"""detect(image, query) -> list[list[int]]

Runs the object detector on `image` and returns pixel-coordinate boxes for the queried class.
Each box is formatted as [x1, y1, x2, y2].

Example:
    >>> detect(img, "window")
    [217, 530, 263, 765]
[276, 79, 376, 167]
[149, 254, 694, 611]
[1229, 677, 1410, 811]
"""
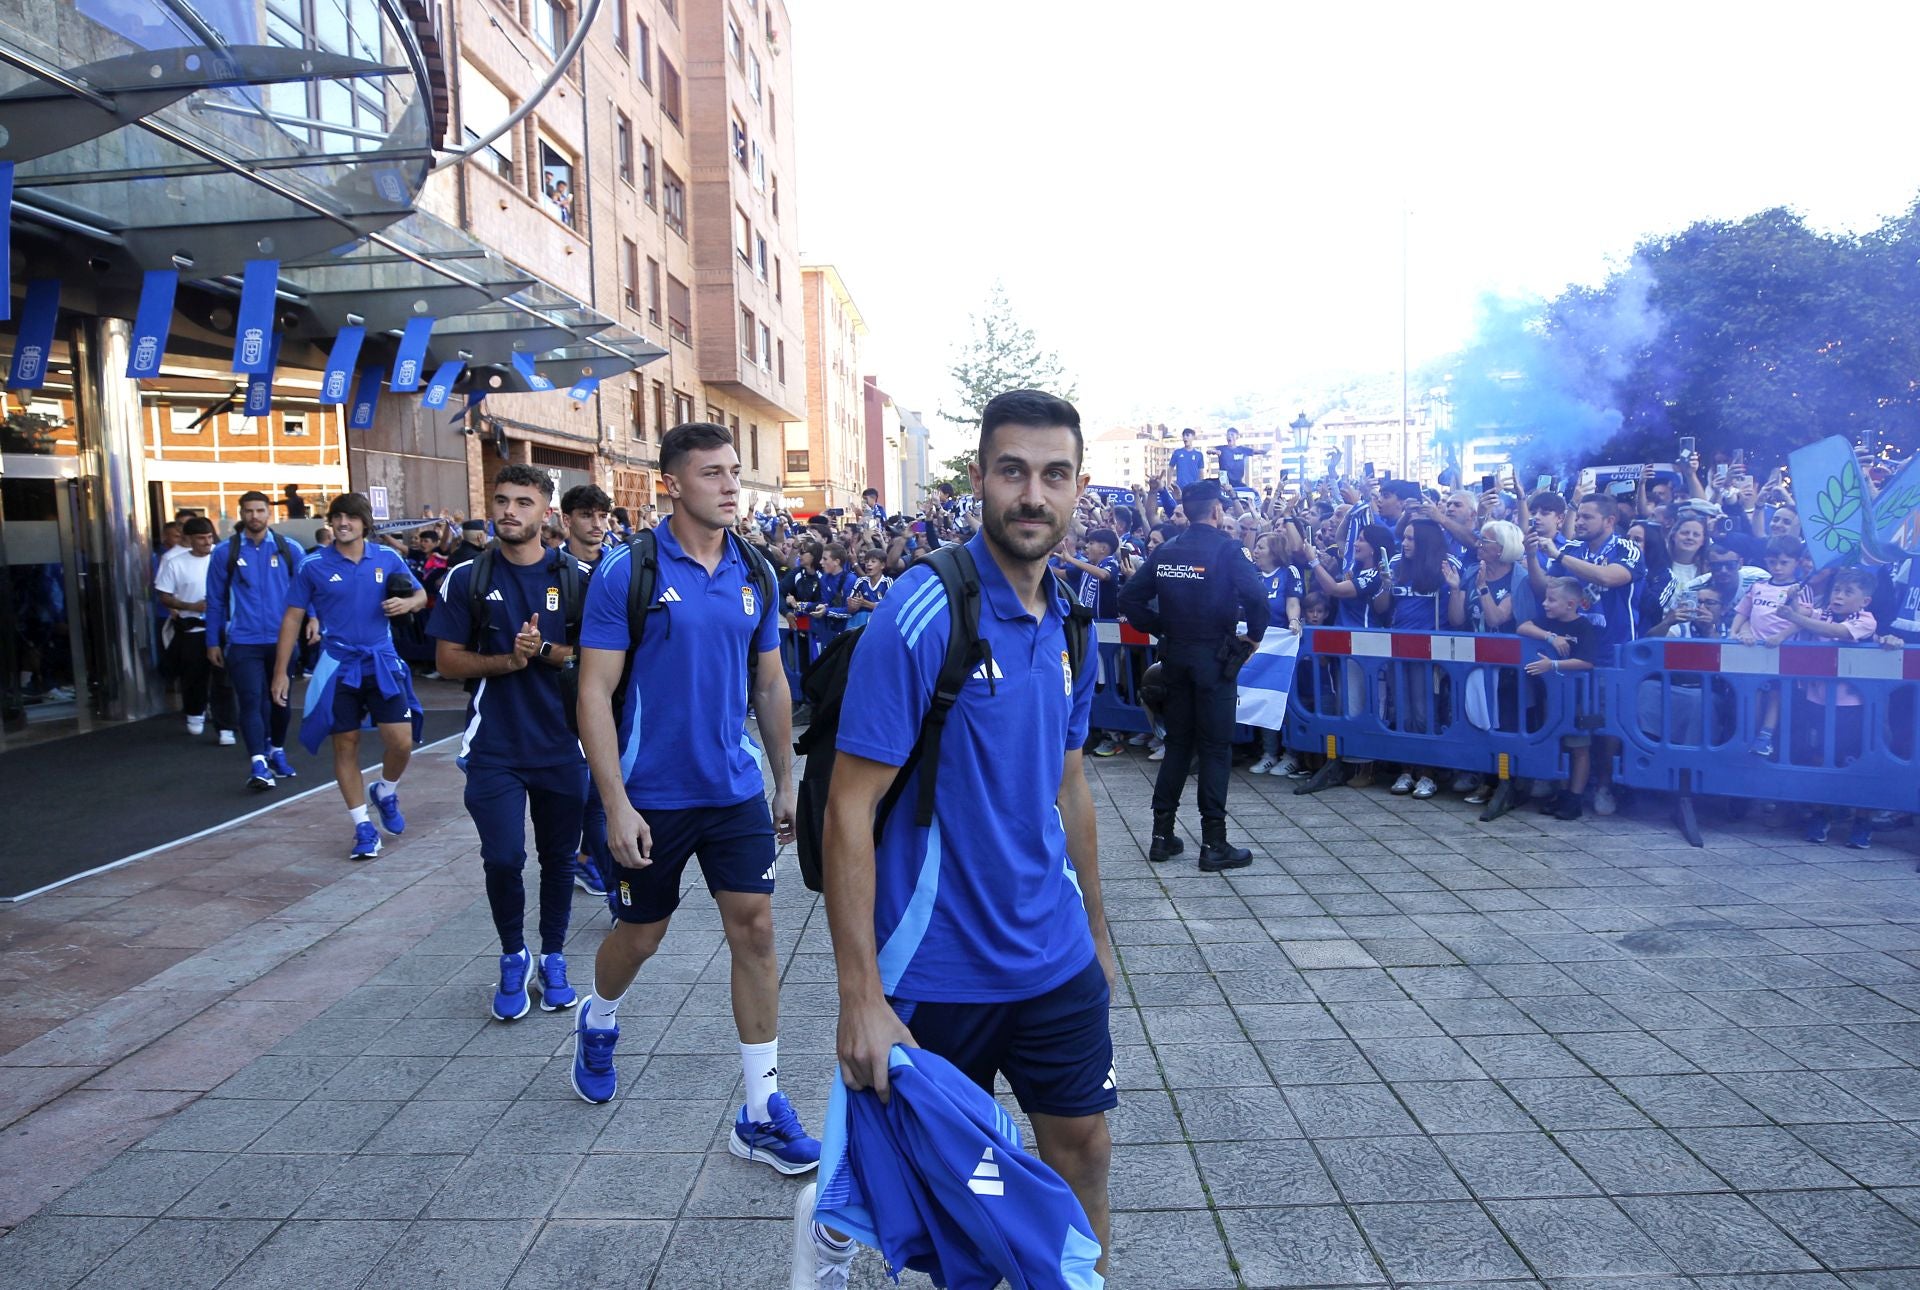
[674, 391, 694, 425]
[666, 275, 692, 345]
[758, 322, 771, 368]
[264, 0, 387, 151]
[725, 11, 743, 66]
[612, 0, 627, 53]
[750, 423, 760, 471]
[458, 58, 515, 181]
[533, 0, 568, 55]
[537, 137, 578, 229]
[646, 257, 662, 326]
[767, 88, 776, 137]
[754, 234, 768, 281]
[730, 115, 748, 168]
[621, 238, 639, 311]
[770, 173, 779, 220]
[773, 256, 782, 301]
[786, 449, 808, 474]
[630, 382, 646, 438]
[662, 166, 686, 236]
[709, 404, 727, 428]
[740, 306, 755, 361]
[635, 19, 651, 86]
[282, 413, 307, 437]
[750, 141, 765, 192]
[660, 0, 676, 23]
[638, 136, 655, 205]
[747, 51, 761, 102]
[654, 381, 667, 436]
[776, 338, 786, 384]
[658, 54, 681, 127]
[615, 111, 633, 183]
[168, 405, 203, 435]
[734, 207, 751, 262]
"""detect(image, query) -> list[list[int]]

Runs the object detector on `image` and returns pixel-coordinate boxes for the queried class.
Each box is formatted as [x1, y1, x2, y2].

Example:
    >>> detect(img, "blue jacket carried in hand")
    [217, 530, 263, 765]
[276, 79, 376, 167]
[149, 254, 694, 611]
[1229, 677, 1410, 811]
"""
[814, 1045, 1103, 1290]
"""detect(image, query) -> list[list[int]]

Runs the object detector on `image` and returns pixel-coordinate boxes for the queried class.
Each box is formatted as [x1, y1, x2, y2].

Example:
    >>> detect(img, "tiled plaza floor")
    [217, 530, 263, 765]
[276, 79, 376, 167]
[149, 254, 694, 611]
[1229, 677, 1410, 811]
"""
[4, 743, 1920, 1289]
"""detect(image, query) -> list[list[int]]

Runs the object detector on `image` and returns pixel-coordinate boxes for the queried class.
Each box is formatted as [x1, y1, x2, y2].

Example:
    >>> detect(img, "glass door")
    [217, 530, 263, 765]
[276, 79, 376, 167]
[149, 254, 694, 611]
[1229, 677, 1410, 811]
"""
[0, 457, 91, 746]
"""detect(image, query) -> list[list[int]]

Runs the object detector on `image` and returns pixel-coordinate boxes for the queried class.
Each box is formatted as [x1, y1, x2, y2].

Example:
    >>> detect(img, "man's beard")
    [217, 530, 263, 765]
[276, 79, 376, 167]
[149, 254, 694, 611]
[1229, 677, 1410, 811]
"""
[497, 522, 538, 546]
[983, 501, 1065, 562]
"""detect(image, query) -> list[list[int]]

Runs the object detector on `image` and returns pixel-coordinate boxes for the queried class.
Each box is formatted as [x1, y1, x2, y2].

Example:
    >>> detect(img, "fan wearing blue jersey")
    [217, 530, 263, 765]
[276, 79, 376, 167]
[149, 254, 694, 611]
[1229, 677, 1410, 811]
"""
[427, 466, 590, 1024]
[271, 493, 427, 861]
[571, 422, 818, 1175]
[813, 390, 1116, 1285]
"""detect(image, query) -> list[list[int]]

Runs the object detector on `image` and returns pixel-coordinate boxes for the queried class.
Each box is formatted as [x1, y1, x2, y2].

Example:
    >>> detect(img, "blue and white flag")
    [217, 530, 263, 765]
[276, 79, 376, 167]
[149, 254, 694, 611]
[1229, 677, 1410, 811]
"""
[1234, 627, 1300, 729]
[389, 315, 434, 392]
[127, 269, 177, 378]
[319, 324, 365, 405]
[510, 350, 554, 391]
[421, 358, 465, 409]
[347, 366, 382, 430]
[567, 375, 600, 402]
[242, 332, 280, 417]
[232, 258, 279, 375]
[7, 279, 60, 390]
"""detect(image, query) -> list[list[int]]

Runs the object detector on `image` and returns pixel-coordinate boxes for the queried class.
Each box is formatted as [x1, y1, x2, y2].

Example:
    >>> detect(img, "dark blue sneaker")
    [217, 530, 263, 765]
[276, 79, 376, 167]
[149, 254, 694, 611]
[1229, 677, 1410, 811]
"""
[729, 1091, 820, 1175]
[536, 953, 577, 1011]
[267, 747, 296, 779]
[492, 949, 532, 1021]
[247, 756, 275, 793]
[368, 783, 405, 835]
[1805, 815, 1830, 844]
[349, 821, 381, 861]
[1847, 820, 1873, 850]
[573, 858, 606, 898]
[571, 1013, 618, 1104]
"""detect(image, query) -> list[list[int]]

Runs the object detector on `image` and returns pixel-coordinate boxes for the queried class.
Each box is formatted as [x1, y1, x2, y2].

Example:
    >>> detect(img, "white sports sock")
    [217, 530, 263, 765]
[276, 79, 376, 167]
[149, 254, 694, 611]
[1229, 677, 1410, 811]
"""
[811, 1222, 853, 1257]
[583, 985, 624, 1030]
[368, 777, 394, 799]
[742, 1038, 779, 1121]
[350, 805, 371, 826]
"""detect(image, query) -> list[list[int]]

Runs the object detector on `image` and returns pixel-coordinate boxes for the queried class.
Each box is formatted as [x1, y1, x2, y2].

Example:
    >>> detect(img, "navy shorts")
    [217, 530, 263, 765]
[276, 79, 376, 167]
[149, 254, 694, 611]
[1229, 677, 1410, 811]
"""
[891, 955, 1116, 1119]
[330, 677, 411, 732]
[603, 795, 776, 924]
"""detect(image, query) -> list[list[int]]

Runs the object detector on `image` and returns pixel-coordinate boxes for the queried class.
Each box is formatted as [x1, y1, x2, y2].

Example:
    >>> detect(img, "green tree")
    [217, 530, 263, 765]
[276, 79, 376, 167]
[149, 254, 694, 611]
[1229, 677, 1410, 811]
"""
[937, 283, 1076, 492]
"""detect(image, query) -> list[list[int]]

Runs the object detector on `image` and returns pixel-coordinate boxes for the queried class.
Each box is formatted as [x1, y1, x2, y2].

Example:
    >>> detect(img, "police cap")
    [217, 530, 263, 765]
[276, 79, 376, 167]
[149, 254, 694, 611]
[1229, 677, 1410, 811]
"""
[1181, 480, 1223, 518]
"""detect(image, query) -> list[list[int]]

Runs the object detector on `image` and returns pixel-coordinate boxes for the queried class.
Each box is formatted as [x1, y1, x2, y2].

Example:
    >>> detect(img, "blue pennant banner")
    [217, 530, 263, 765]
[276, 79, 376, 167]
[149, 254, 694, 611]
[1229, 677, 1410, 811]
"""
[232, 258, 280, 374]
[242, 333, 281, 418]
[7, 279, 60, 390]
[510, 350, 555, 391]
[389, 316, 435, 392]
[127, 269, 178, 378]
[421, 359, 466, 409]
[0, 161, 13, 322]
[567, 375, 601, 402]
[452, 391, 484, 425]
[347, 367, 382, 430]
[319, 325, 365, 404]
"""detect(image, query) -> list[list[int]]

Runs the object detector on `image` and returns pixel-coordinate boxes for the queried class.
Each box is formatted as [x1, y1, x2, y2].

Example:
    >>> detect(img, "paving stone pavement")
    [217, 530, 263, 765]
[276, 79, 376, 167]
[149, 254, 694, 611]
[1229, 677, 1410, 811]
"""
[4, 744, 1920, 1289]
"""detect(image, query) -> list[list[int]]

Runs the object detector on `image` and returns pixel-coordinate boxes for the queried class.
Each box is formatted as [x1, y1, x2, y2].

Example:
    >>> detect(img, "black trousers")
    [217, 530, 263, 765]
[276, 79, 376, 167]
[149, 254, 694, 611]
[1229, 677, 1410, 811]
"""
[1151, 639, 1237, 822]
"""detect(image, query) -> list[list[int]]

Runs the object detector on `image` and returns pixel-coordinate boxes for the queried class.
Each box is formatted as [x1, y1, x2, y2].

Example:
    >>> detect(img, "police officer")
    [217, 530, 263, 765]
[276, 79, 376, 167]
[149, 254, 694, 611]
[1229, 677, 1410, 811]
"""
[1117, 480, 1270, 872]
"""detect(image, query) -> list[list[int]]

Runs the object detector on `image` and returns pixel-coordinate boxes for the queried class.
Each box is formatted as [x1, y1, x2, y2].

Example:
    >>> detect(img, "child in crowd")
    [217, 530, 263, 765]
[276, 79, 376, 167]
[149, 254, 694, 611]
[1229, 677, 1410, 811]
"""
[1782, 568, 1880, 848]
[1248, 532, 1303, 774]
[1519, 577, 1599, 820]
[846, 549, 891, 631]
[810, 544, 855, 656]
[1739, 536, 1813, 757]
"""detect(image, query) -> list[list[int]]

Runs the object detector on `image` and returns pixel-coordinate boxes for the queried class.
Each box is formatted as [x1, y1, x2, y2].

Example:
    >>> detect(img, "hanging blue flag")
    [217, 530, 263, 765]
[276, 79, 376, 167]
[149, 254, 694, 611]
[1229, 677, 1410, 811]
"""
[242, 333, 281, 418]
[452, 390, 484, 425]
[567, 375, 601, 402]
[422, 359, 466, 409]
[232, 258, 280, 375]
[347, 367, 382, 430]
[0, 161, 13, 322]
[510, 350, 555, 391]
[7, 279, 60, 390]
[319, 325, 365, 405]
[389, 316, 435, 392]
[127, 269, 178, 378]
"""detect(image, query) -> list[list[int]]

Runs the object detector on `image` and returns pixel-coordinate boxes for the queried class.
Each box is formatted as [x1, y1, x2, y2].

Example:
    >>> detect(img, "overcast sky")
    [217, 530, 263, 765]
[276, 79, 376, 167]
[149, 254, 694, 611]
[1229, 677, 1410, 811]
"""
[789, 1, 1920, 448]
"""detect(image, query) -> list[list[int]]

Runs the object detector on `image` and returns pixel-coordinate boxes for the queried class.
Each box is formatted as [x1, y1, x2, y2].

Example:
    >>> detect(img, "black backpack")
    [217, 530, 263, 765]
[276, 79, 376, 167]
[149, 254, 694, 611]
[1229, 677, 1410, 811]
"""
[609, 527, 778, 721]
[791, 542, 1092, 893]
[465, 542, 589, 726]
[217, 530, 299, 643]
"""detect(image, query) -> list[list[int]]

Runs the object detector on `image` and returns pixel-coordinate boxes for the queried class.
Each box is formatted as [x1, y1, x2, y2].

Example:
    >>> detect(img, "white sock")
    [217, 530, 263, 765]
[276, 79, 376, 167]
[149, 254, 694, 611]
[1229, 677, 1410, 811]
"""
[350, 805, 370, 825]
[742, 1038, 779, 1121]
[583, 985, 624, 1030]
[811, 1222, 853, 1258]
[369, 777, 394, 799]
[252, 754, 269, 768]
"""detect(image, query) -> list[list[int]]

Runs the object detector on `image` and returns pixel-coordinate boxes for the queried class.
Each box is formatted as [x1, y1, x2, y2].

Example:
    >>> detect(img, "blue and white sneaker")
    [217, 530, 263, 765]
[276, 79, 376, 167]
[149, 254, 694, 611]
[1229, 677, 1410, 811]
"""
[730, 1091, 820, 1175]
[535, 953, 577, 1010]
[573, 858, 606, 897]
[368, 782, 405, 835]
[571, 1012, 618, 1104]
[267, 747, 297, 779]
[348, 821, 381, 861]
[492, 949, 532, 1022]
[247, 756, 275, 792]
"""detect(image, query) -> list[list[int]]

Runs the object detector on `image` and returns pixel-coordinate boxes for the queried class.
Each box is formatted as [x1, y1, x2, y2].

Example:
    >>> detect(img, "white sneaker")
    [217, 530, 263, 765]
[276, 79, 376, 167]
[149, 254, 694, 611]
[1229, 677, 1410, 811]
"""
[185, 715, 206, 735]
[1127, 731, 1151, 746]
[1593, 784, 1617, 816]
[1390, 772, 1415, 795]
[1249, 756, 1279, 775]
[791, 1181, 854, 1289]
[1274, 753, 1301, 777]
[1412, 776, 1438, 799]
[1093, 736, 1122, 757]
[218, 730, 236, 746]
[1147, 745, 1166, 762]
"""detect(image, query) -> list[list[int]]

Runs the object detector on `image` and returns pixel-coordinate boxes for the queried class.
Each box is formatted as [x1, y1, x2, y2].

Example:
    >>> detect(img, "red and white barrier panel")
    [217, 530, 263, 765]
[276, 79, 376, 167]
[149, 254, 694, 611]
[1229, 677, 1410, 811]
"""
[1653, 641, 1920, 680]
[1307, 630, 1523, 666]
[1095, 620, 1153, 646]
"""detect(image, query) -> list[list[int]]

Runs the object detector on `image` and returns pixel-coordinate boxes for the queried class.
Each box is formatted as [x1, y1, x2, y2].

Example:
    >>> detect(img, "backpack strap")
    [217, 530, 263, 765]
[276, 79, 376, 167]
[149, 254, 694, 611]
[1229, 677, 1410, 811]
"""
[907, 543, 986, 829]
[1056, 573, 1093, 685]
[466, 542, 498, 651]
[613, 530, 659, 712]
[728, 531, 778, 701]
[552, 547, 585, 645]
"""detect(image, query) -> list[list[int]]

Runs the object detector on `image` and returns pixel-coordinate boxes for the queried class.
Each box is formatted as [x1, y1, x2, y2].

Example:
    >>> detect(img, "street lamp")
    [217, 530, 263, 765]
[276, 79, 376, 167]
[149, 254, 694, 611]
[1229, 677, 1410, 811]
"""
[1289, 411, 1311, 481]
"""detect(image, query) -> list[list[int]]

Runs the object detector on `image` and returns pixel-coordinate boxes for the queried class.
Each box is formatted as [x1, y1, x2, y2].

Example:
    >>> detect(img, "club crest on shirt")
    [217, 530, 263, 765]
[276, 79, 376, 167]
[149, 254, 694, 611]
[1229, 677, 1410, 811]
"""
[269, 555, 279, 568]
[546, 586, 560, 613]
[741, 585, 756, 616]
[375, 567, 385, 583]
[1061, 649, 1072, 695]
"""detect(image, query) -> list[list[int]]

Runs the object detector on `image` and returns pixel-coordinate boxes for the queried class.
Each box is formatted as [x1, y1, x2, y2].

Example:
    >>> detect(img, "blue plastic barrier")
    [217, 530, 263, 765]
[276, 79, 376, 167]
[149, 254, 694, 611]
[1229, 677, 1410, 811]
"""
[1089, 620, 1155, 736]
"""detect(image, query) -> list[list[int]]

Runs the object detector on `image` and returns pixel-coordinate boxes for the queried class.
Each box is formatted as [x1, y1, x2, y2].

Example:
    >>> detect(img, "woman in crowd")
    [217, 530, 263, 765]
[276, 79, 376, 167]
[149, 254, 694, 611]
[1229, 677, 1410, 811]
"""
[1667, 514, 1708, 586]
[1630, 520, 1678, 639]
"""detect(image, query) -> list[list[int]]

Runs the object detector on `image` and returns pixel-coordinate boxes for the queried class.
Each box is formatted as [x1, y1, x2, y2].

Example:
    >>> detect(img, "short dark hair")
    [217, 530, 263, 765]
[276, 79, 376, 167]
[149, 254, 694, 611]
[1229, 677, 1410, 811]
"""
[1181, 427, 1195, 439]
[862, 487, 878, 499]
[1765, 535, 1805, 561]
[1181, 480, 1223, 519]
[937, 481, 956, 498]
[611, 506, 632, 526]
[182, 516, 215, 537]
[561, 483, 612, 514]
[493, 464, 553, 499]
[1086, 528, 1118, 552]
[661, 421, 735, 476]
[1577, 492, 1611, 511]
[238, 490, 271, 508]
[326, 492, 376, 530]
[977, 389, 1082, 464]
[1833, 567, 1877, 596]
[1379, 480, 1421, 503]
[823, 543, 849, 565]
[1529, 491, 1568, 515]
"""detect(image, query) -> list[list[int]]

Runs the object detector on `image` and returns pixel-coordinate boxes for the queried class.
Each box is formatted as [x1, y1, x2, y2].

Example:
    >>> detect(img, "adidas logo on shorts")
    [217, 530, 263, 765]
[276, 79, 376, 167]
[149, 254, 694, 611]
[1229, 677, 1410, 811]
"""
[759, 861, 777, 882]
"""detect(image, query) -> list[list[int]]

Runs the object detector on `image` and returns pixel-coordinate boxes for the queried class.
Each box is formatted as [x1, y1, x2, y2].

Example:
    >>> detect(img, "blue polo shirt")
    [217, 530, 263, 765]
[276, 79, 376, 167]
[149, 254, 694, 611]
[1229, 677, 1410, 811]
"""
[1216, 444, 1258, 488]
[1169, 446, 1206, 489]
[1549, 532, 1644, 646]
[836, 533, 1098, 1004]
[427, 548, 588, 769]
[289, 542, 411, 647]
[578, 524, 779, 810]
[205, 530, 306, 646]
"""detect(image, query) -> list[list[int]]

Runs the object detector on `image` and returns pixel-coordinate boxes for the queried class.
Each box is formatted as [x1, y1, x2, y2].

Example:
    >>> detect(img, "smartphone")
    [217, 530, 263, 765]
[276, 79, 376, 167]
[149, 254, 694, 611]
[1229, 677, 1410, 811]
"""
[1481, 473, 1496, 493]
[1713, 463, 1729, 485]
[1608, 481, 1636, 497]
[1535, 473, 1552, 491]
[1363, 461, 1375, 478]
[1678, 435, 1695, 458]
[1731, 448, 1746, 469]
[1382, 470, 1393, 481]
[1279, 468, 1290, 482]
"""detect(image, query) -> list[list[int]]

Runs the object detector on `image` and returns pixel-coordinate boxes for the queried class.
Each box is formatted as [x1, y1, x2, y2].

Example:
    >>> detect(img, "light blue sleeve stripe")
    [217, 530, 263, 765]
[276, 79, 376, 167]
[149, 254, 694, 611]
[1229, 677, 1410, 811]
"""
[618, 682, 643, 781]
[876, 818, 942, 996]
[900, 586, 951, 650]
[890, 575, 944, 638]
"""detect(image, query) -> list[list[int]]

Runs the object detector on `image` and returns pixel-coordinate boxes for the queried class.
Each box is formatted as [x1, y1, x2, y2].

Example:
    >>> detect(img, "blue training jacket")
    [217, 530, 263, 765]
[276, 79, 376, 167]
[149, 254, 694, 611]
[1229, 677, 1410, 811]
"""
[815, 1046, 1103, 1290]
